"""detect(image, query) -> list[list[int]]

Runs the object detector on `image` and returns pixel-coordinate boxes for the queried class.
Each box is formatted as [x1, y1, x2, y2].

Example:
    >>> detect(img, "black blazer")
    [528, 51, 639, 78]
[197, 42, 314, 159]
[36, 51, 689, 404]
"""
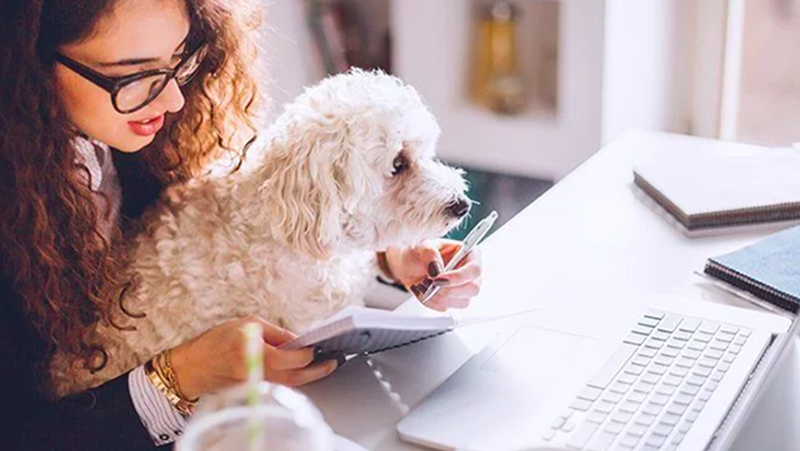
[0, 150, 167, 451]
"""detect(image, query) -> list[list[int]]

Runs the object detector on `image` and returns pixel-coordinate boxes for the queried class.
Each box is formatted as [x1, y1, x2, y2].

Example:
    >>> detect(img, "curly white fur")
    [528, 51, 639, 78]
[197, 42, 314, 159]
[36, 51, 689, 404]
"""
[51, 70, 470, 397]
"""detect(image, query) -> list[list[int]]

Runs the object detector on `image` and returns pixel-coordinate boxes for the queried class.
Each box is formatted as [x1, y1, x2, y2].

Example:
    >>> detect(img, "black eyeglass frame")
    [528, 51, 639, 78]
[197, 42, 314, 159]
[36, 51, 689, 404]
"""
[54, 43, 208, 114]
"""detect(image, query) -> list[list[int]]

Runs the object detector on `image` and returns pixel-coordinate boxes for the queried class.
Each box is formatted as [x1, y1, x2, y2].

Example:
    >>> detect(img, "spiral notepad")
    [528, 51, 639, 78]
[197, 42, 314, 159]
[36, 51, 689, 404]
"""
[634, 151, 800, 230]
[704, 224, 800, 314]
[280, 306, 456, 356]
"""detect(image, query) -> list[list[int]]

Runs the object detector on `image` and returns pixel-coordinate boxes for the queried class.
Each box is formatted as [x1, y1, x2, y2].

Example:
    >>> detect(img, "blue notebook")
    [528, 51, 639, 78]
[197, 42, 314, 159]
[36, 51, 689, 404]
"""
[705, 225, 800, 313]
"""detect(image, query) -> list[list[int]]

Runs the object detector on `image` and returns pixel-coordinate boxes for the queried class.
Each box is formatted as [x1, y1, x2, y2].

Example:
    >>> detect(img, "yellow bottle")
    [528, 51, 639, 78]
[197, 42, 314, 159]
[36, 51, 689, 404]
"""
[471, 2, 526, 114]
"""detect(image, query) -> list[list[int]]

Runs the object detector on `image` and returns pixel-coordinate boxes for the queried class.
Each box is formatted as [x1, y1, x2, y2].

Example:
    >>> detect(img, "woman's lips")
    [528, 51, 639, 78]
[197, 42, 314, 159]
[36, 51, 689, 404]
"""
[128, 114, 165, 136]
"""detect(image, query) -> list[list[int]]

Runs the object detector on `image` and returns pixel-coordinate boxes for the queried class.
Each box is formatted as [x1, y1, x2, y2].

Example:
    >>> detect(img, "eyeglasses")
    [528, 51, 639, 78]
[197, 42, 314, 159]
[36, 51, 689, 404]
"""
[54, 43, 208, 114]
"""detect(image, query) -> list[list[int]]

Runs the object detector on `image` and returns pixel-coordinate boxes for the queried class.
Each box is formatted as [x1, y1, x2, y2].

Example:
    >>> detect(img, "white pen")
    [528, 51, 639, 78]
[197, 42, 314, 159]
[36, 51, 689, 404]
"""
[420, 211, 498, 304]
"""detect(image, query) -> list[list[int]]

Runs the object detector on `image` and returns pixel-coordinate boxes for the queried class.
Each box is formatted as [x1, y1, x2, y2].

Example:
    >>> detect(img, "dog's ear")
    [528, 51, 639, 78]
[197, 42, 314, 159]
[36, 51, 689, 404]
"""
[257, 117, 370, 258]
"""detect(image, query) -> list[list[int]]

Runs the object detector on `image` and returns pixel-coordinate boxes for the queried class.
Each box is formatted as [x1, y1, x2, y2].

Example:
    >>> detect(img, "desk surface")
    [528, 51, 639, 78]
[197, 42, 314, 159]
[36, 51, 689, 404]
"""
[302, 130, 800, 451]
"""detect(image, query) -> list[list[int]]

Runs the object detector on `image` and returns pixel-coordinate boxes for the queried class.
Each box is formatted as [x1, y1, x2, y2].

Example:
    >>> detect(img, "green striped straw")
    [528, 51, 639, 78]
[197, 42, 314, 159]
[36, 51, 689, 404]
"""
[243, 322, 264, 450]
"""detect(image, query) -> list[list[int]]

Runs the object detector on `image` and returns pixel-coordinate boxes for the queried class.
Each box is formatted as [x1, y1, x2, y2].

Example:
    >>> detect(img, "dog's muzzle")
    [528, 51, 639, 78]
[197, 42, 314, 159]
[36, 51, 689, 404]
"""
[445, 197, 472, 218]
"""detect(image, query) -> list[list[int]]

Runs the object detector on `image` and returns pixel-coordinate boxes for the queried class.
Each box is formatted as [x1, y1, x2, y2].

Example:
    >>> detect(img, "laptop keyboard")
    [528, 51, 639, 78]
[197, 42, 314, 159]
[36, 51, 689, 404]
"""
[543, 310, 751, 451]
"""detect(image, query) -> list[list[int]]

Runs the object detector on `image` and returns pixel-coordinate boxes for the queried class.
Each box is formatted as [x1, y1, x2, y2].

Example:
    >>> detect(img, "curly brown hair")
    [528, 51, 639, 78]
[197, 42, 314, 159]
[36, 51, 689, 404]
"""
[0, 0, 262, 387]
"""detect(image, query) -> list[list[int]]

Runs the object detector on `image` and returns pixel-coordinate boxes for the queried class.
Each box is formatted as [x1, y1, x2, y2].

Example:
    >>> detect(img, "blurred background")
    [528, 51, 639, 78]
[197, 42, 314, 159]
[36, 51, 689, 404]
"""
[260, 0, 800, 239]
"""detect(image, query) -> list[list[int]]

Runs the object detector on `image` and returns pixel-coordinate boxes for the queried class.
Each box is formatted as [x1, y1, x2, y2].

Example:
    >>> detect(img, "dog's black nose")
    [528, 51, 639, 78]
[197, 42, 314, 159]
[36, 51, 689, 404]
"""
[445, 197, 471, 218]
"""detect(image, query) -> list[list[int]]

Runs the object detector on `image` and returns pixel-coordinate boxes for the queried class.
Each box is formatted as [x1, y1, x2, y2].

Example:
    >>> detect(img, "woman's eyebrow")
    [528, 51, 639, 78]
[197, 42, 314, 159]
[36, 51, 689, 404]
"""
[96, 35, 190, 68]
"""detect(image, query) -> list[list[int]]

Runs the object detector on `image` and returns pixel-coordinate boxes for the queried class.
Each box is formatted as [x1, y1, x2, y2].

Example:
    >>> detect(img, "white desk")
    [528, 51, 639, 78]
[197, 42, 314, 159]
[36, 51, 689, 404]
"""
[303, 130, 800, 451]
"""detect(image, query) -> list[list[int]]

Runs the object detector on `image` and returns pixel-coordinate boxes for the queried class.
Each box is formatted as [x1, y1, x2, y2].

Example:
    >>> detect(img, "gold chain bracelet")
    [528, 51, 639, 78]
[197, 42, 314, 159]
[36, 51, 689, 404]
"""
[145, 349, 198, 416]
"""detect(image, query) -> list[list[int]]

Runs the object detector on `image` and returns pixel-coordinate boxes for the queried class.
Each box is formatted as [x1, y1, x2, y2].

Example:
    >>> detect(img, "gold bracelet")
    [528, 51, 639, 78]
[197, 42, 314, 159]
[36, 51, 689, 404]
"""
[145, 351, 197, 416]
[158, 349, 196, 403]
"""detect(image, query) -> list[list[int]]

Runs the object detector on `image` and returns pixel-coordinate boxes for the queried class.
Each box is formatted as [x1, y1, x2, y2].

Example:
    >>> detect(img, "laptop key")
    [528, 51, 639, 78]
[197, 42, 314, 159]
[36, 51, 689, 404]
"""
[623, 333, 646, 346]
[638, 346, 658, 358]
[639, 316, 660, 328]
[585, 430, 617, 451]
[626, 423, 648, 438]
[674, 392, 694, 406]
[666, 402, 688, 415]
[588, 343, 638, 389]
[657, 314, 682, 332]
[609, 381, 630, 395]
[569, 397, 592, 411]
[678, 317, 701, 332]
[632, 324, 654, 336]
[661, 346, 680, 357]
[679, 383, 700, 396]
[699, 321, 720, 334]
[603, 420, 625, 434]
[595, 400, 617, 414]
[661, 412, 681, 426]
[642, 402, 663, 416]
[566, 421, 599, 449]
[717, 332, 735, 343]
[616, 372, 637, 385]
[602, 391, 623, 404]
[709, 339, 729, 351]
[687, 340, 706, 351]
[586, 410, 609, 424]
[578, 385, 604, 401]
[644, 310, 665, 320]
[626, 390, 647, 404]
[619, 433, 642, 448]
[720, 324, 738, 335]
[740, 328, 752, 337]
[652, 421, 674, 437]
[634, 412, 657, 426]
[695, 332, 714, 343]
[651, 330, 670, 341]
[619, 401, 639, 414]
[645, 432, 667, 447]
[611, 410, 633, 424]
[641, 372, 660, 384]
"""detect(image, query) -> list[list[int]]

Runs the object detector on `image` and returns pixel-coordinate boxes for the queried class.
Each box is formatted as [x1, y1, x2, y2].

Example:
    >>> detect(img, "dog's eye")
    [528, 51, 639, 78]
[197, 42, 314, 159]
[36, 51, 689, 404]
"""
[392, 155, 409, 176]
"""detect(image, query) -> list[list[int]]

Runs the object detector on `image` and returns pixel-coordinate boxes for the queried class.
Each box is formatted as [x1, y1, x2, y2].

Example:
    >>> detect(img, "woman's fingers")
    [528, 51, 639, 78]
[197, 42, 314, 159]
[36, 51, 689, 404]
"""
[432, 259, 482, 287]
[263, 346, 315, 371]
[242, 316, 297, 345]
[434, 280, 481, 301]
[267, 360, 339, 387]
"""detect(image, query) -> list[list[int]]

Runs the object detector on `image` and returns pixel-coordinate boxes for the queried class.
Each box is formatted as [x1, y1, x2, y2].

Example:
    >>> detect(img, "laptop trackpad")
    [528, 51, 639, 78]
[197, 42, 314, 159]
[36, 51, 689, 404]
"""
[398, 325, 608, 450]
[481, 326, 598, 384]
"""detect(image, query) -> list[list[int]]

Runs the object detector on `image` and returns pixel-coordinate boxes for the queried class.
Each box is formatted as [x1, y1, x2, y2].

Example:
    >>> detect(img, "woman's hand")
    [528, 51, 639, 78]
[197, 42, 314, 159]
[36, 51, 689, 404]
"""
[169, 317, 338, 400]
[384, 239, 483, 312]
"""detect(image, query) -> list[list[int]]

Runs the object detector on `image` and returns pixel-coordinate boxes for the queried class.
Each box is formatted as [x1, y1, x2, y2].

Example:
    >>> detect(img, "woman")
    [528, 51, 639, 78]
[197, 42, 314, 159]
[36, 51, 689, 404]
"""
[0, 0, 483, 449]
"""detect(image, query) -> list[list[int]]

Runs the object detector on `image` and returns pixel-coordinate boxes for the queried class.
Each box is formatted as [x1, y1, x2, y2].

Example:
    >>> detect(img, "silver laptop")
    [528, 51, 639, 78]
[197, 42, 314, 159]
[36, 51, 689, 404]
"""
[397, 295, 796, 451]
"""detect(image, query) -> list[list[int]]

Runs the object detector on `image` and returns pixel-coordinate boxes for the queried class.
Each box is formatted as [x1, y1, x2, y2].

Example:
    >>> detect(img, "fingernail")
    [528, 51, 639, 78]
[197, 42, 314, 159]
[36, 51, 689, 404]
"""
[421, 278, 433, 289]
[428, 261, 443, 278]
[335, 352, 347, 368]
[433, 278, 450, 286]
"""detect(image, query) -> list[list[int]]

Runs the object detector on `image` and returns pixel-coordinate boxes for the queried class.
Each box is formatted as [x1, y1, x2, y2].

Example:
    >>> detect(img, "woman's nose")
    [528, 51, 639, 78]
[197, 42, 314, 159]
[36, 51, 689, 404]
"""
[157, 78, 186, 114]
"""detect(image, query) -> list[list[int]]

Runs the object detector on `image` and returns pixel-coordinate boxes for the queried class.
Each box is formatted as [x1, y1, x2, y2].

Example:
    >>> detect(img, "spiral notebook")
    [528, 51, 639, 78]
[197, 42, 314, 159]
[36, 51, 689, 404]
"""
[634, 151, 800, 230]
[280, 306, 457, 356]
[704, 224, 800, 314]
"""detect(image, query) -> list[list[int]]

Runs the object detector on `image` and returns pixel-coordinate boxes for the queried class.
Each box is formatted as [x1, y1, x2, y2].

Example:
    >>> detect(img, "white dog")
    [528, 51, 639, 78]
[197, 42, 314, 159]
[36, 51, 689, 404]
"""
[51, 69, 471, 397]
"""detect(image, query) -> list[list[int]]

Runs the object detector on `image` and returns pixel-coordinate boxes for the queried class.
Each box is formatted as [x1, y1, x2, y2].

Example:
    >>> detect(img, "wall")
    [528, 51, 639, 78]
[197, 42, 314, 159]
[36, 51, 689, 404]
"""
[601, 0, 688, 145]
